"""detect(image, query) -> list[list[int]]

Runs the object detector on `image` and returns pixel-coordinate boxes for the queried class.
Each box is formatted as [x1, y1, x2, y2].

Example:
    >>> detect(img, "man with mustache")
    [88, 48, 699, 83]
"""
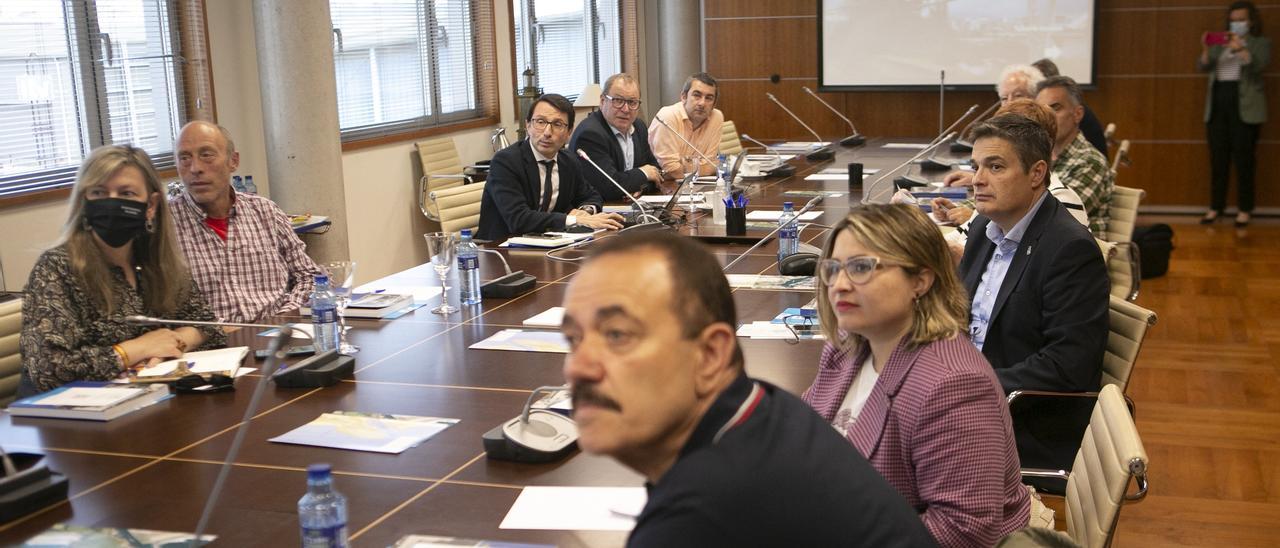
[569, 73, 663, 200]
[648, 72, 724, 180]
[477, 94, 624, 242]
[958, 113, 1109, 491]
[170, 121, 325, 322]
[560, 231, 936, 547]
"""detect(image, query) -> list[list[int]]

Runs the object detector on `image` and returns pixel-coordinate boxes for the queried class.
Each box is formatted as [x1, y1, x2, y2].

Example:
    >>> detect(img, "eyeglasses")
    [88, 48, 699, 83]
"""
[816, 256, 896, 285]
[529, 117, 570, 133]
[603, 94, 641, 111]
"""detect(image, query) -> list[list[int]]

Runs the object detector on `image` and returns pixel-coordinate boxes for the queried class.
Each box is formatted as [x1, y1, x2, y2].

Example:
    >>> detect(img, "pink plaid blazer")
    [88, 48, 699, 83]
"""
[802, 336, 1030, 548]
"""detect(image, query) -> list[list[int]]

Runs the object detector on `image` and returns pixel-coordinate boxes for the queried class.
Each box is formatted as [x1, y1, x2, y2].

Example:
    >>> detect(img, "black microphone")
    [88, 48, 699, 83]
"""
[575, 149, 662, 225]
[722, 195, 825, 272]
[802, 86, 865, 147]
[951, 99, 1001, 153]
[765, 92, 834, 161]
[915, 103, 978, 172]
[862, 132, 955, 204]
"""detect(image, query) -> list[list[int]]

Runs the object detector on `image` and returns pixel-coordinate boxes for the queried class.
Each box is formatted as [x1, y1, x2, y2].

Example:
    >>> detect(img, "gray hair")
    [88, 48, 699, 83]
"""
[996, 64, 1045, 98]
[1036, 75, 1084, 108]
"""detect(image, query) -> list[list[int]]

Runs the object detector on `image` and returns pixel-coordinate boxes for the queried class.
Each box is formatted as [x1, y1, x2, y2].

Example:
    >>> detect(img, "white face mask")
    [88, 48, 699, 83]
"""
[1230, 20, 1250, 36]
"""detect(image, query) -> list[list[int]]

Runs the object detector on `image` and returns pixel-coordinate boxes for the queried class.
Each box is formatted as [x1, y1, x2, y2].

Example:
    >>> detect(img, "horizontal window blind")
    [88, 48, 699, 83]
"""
[0, 0, 209, 199]
[330, 0, 496, 143]
[514, 0, 625, 100]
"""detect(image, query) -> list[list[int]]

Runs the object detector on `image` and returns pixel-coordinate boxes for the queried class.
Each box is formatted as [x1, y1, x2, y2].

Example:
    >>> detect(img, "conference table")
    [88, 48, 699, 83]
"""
[0, 138, 972, 546]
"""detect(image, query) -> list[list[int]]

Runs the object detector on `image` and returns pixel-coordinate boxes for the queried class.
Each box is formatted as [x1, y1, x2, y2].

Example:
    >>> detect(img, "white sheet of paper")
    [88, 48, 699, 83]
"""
[499, 486, 647, 531]
[745, 210, 823, 221]
[804, 173, 861, 181]
[134, 347, 249, 377]
[260, 324, 351, 340]
[523, 307, 565, 327]
[745, 154, 796, 162]
[882, 143, 930, 149]
[469, 329, 570, 353]
[353, 284, 444, 304]
[35, 386, 145, 407]
[817, 167, 879, 175]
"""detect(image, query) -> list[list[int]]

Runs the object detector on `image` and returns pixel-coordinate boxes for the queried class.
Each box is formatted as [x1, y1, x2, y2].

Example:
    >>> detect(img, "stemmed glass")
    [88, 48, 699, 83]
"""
[682, 155, 703, 213]
[423, 232, 458, 315]
[323, 261, 359, 354]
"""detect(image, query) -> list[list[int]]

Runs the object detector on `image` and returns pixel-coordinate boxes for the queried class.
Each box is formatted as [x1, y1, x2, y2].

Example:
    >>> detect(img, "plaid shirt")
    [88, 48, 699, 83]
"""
[1054, 132, 1113, 236]
[170, 191, 323, 322]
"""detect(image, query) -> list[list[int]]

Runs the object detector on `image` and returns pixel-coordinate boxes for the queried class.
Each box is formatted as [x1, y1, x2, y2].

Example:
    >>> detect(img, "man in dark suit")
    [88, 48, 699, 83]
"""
[569, 73, 663, 201]
[958, 113, 1110, 481]
[477, 94, 623, 242]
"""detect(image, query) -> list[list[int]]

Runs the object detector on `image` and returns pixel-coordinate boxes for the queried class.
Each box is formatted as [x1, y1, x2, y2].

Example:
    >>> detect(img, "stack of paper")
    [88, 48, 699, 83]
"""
[470, 329, 570, 353]
[500, 486, 647, 531]
[132, 347, 252, 378]
[8, 382, 172, 421]
[745, 210, 823, 222]
[725, 274, 816, 291]
[522, 307, 565, 327]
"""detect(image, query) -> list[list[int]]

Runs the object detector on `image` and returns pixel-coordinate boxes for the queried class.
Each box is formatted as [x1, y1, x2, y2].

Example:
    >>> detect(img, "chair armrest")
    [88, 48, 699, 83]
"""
[1123, 241, 1141, 301]
[419, 174, 473, 220]
[1006, 389, 1100, 406]
[1020, 468, 1070, 482]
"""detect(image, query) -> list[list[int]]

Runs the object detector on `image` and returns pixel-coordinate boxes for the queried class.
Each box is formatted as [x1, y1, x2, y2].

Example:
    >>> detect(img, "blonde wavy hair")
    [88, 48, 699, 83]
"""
[816, 204, 970, 353]
[57, 145, 191, 316]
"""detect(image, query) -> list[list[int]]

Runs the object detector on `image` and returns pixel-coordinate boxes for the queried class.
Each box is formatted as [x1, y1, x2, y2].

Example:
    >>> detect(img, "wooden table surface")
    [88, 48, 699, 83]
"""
[0, 139, 966, 546]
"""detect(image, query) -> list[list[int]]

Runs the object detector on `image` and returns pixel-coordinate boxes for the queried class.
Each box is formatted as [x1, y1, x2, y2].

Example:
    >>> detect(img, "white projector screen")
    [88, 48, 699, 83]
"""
[819, 0, 1096, 90]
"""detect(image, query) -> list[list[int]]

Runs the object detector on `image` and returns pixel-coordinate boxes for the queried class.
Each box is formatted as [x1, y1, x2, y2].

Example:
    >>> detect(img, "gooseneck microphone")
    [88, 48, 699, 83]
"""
[861, 132, 956, 204]
[576, 149, 661, 225]
[951, 99, 1002, 153]
[765, 92, 834, 161]
[722, 195, 825, 272]
[802, 86, 865, 146]
[740, 133, 796, 177]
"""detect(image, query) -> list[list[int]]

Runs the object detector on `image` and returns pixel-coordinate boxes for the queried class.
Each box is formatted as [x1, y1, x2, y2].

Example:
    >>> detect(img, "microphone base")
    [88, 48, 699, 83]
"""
[0, 453, 69, 523]
[950, 139, 974, 153]
[483, 421, 578, 463]
[272, 350, 355, 388]
[805, 148, 835, 161]
[894, 175, 930, 189]
[919, 157, 952, 172]
[766, 164, 796, 177]
[840, 134, 867, 147]
[480, 271, 537, 299]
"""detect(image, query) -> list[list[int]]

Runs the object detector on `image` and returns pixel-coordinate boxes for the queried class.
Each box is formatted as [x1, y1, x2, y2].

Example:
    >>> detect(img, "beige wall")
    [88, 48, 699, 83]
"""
[0, 0, 517, 291]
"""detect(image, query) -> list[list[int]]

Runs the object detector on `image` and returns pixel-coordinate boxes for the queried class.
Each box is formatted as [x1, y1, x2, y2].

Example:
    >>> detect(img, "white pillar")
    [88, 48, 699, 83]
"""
[252, 0, 349, 262]
[655, 0, 702, 106]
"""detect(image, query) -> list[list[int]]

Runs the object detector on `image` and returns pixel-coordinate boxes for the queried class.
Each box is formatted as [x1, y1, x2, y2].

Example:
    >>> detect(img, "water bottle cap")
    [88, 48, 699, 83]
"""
[307, 463, 332, 479]
[783, 201, 794, 209]
[315, 275, 329, 285]
[461, 229, 471, 237]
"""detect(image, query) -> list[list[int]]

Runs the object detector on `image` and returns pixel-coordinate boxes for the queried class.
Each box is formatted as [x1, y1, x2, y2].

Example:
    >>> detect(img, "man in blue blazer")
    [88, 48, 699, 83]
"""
[958, 113, 1110, 485]
[477, 94, 623, 242]
[568, 73, 663, 201]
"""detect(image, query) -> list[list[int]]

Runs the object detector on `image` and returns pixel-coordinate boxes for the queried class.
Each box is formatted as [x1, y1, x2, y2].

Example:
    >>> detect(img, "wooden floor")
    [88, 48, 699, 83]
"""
[1102, 215, 1280, 547]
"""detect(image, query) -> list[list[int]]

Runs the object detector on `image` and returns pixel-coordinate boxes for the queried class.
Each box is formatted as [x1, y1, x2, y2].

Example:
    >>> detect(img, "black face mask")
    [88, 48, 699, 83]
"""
[83, 197, 149, 248]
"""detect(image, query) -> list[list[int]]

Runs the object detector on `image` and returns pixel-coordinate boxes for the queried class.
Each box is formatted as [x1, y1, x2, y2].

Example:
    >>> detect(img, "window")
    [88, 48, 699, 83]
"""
[0, 0, 210, 198]
[513, 0, 623, 98]
[329, 0, 497, 143]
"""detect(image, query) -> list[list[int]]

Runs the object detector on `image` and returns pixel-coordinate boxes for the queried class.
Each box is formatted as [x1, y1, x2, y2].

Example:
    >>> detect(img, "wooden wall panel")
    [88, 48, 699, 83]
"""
[703, 0, 1280, 209]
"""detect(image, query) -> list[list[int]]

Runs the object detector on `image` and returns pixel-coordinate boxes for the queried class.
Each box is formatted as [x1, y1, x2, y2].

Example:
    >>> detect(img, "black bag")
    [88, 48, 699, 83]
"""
[1132, 224, 1174, 279]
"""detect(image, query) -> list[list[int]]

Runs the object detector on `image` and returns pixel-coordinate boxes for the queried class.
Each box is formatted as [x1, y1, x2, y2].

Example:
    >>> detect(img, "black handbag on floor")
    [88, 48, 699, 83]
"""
[1132, 224, 1174, 279]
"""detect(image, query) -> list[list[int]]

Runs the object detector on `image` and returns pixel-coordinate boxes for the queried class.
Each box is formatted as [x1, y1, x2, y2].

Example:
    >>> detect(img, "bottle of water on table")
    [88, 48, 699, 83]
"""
[778, 201, 799, 263]
[298, 463, 348, 547]
[457, 229, 481, 306]
[310, 275, 339, 352]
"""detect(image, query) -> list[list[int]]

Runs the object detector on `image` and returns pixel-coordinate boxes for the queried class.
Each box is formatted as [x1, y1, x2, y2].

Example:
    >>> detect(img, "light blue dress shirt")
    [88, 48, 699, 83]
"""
[969, 192, 1049, 350]
[611, 125, 635, 171]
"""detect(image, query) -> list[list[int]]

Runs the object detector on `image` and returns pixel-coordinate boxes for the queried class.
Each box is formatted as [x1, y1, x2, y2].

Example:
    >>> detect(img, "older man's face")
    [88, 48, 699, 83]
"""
[601, 79, 641, 134]
[998, 75, 1034, 106]
[561, 250, 704, 466]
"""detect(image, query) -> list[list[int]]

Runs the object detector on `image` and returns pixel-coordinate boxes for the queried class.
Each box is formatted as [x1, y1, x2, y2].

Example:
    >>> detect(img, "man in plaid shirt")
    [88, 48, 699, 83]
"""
[1036, 76, 1114, 237]
[170, 121, 324, 322]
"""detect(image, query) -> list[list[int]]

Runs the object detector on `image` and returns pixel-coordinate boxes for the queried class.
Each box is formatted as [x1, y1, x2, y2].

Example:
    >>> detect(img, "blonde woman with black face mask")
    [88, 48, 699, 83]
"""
[17, 145, 225, 397]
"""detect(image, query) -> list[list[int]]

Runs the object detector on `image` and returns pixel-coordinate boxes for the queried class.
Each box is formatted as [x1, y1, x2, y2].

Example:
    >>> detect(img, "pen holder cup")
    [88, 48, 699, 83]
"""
[725, 207, 747, 235]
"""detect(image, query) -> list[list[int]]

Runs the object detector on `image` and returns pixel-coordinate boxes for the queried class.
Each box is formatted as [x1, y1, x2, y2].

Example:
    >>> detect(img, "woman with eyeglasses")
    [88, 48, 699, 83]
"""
[801, 204, 1042, 547]
[17, 145, 226, 397]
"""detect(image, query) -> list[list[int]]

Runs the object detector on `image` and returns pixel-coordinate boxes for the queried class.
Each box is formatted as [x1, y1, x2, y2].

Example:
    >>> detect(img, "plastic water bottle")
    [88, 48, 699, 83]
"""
[232, 175, 245, 193]
[778, 201, 799, 262]
[310, 275, 339, 352]
[457, 229, 481, 306]
[243, 175, 258, 194]
[717, 153, 729, 180]
[298, 463, 348, 548]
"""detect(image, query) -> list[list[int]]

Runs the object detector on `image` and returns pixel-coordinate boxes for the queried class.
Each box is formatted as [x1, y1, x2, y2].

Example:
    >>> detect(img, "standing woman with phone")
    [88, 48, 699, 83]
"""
[1198, 2, 1270, 226]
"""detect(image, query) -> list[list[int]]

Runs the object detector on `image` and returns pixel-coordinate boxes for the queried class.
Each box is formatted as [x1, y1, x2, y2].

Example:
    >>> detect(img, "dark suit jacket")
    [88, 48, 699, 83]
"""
[568, 110, 660, 201]
[959, 193, 1109, 472]
[1080, 104, 1108, 158]
[476, 139, 604, 242]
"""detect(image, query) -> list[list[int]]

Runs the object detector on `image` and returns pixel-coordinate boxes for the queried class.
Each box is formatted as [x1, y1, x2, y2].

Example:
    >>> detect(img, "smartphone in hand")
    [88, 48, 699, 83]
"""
[1205, 31, 1231, 46]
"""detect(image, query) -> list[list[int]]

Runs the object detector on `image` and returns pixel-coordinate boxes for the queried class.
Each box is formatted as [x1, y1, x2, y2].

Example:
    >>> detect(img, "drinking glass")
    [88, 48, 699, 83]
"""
[423, 232, 458, 314]
[323, 261, 359, 354]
